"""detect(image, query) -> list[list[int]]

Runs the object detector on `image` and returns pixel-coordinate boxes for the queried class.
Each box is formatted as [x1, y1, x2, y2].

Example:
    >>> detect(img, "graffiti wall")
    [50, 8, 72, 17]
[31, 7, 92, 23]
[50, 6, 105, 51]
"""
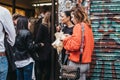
[89, 0, 120, 79]
[58, 0, 90, 22]
[58, 0, 120, 79]
[58, 0, 75, 23]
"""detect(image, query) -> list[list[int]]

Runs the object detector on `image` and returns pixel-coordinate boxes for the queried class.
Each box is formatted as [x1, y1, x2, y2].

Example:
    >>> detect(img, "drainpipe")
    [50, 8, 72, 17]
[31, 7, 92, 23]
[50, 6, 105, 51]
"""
[51, 0, 55, 80]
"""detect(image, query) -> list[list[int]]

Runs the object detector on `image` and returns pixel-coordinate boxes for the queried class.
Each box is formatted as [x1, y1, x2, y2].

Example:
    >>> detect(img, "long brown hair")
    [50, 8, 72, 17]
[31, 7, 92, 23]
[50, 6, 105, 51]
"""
[42, 12, 51, 29]
[71, 6, 91, 26]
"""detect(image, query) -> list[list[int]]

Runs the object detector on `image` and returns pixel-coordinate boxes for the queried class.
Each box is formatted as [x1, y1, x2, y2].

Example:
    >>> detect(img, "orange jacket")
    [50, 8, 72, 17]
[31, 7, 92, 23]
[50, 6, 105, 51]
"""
[63, 23, 94, 63]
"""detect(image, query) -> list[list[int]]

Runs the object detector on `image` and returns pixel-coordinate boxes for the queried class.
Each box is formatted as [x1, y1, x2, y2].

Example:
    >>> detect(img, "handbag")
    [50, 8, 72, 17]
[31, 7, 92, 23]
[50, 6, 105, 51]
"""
[60, 65, 80, 79]
[59, 23, 85, 80]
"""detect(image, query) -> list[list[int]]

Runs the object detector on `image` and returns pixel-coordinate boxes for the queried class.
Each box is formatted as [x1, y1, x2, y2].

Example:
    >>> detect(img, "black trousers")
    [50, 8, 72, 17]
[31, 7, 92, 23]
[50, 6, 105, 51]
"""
[7, 70, 17, 80]
[35, 60, 51, 80]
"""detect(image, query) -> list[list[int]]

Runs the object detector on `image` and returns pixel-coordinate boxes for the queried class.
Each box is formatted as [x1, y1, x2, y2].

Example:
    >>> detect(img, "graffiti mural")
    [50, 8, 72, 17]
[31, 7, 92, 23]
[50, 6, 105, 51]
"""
[58, 0, 120, 79]
[58, 0, 90, 23]
[58, 0, 76, 23]
[89, 0, 120, 79]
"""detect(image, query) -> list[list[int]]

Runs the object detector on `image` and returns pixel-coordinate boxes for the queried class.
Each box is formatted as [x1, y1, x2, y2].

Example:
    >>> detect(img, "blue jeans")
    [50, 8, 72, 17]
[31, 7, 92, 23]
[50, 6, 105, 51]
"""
[0, 56, 8, 80]
[16, 62, 33, 80]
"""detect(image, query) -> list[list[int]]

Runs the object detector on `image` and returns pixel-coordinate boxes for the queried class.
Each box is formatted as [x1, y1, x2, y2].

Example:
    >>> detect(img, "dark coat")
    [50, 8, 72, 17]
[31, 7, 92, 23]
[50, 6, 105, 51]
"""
[4, 38, 16, 72]
[35, 24, 51, 61]
[14, 29, 34, 61]
[33, 17, 43, 40]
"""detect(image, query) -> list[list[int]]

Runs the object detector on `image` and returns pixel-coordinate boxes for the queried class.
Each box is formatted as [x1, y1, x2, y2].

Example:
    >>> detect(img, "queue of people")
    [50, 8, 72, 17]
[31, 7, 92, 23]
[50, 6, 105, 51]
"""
[0, 3, 94, 80]
[12, 9, 52, 80]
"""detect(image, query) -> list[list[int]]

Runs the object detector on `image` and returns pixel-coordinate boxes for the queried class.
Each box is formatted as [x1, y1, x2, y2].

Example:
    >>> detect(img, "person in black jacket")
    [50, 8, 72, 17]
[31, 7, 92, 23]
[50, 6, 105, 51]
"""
[56, 11, 74, 65]
[55, 11, 74, 80]
[14, 16, 42, 80]
[33, 6, 50, 41]
[34, 12, 51, 80]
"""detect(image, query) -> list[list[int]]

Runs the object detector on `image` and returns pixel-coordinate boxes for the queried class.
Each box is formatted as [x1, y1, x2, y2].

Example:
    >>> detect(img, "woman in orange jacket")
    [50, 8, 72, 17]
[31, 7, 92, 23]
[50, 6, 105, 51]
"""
[62, 6, 94, 80]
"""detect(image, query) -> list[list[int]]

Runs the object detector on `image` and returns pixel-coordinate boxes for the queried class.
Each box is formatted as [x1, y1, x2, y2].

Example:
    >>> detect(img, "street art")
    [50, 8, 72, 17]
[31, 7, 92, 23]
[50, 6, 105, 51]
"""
[58, 0, 76, 23]
[58, 0, 120, 79]
[58, 0, 90, 22]
[89, 0, 120, 79]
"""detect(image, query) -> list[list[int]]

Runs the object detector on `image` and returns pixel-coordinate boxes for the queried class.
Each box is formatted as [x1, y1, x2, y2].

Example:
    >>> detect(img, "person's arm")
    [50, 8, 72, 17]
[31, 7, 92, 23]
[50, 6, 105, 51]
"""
[63, 24, 82, 51]
[35, 24, 44, 43]
[3, 9, 16, 46]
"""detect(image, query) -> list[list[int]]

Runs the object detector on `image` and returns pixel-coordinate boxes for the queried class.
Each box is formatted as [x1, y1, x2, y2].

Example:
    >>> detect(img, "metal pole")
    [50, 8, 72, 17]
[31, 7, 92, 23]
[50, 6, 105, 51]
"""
[12, 0, 16, 14]
[51, 0, 55, 80]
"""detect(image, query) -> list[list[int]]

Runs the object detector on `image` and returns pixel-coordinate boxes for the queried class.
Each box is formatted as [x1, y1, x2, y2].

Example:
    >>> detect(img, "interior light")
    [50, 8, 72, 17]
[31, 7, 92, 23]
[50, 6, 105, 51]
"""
[32, 2, 57, 7]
